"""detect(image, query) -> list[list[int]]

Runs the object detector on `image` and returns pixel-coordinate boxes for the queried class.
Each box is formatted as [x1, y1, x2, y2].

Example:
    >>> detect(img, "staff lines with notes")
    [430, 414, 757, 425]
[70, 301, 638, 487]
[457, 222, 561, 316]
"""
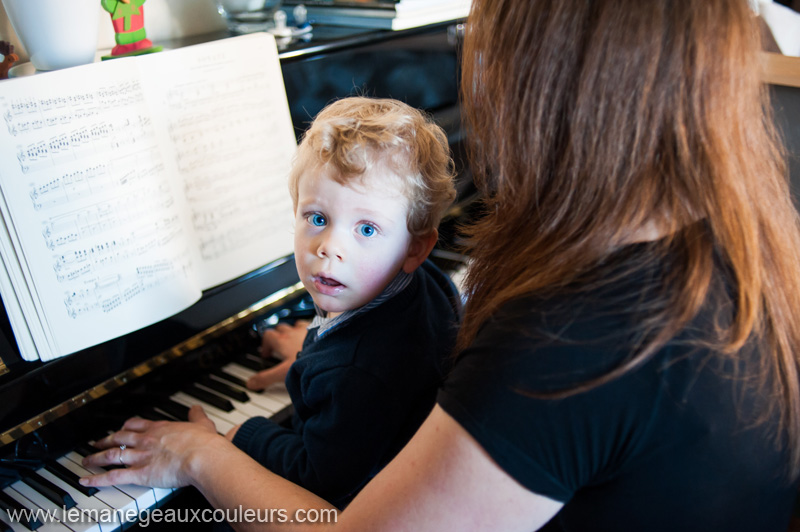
[30, 147, 165, 211]
[39, 173, 173, 247]
[167, 79, 276, 173]
[157, 64, 295, 265]
[3, 81, 145, 131]
[15, 115, 155, 175]
[183, 149, 292, 261]
[63, 255, 191, 319]
[0, 62, 200, 348]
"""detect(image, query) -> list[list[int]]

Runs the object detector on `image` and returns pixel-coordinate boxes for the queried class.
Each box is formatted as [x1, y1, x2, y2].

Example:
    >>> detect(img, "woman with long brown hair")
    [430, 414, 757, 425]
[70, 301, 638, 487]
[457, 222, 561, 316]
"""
[80, 0, 800, 530]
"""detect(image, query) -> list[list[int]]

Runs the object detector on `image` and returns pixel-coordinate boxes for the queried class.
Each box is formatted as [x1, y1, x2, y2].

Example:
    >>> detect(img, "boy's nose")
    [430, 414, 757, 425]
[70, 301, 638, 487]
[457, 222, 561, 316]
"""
[316, 234, 344, 261]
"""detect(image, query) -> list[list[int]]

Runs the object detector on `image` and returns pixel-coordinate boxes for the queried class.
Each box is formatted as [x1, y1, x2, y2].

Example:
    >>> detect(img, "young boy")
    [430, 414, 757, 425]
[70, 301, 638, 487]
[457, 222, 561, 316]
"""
[229, 97, 460, 508]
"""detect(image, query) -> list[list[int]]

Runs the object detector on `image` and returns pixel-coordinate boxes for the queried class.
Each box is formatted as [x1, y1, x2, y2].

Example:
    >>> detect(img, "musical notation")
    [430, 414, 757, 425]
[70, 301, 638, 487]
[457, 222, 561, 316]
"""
[29, 164, 109, 209]
[164, 74, 269, 111]
[3, 82, 143, 137]
[29, 156, 165, 211]
[40, 182, 175, 250]
[51, 213, 181, 281]
[15, 115, 154, 174]
[162, 69, 294, 262]
[62, 256, 187, 318]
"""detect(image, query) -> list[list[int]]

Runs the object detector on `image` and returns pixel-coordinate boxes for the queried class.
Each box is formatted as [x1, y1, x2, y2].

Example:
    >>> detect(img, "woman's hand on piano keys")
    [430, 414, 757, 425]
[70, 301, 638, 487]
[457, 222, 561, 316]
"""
[247, 320, 308, 391]
[78, 405, 223, 489]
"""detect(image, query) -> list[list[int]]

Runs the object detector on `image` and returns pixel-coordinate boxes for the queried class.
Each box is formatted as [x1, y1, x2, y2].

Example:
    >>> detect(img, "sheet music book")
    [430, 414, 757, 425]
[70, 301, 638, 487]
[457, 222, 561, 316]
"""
[0, 33, 297, 362]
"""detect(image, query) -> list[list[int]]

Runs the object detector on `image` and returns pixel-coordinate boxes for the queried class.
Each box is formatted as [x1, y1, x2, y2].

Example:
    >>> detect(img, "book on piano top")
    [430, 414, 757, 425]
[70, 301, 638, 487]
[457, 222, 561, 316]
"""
[284, 0, 472, 30]
[0, 33, 297, 362]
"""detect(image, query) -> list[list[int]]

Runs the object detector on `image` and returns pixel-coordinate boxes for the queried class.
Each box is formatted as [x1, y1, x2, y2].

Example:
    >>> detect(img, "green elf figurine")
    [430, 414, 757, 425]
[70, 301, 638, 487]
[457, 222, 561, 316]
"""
[101, 0, 162, 59]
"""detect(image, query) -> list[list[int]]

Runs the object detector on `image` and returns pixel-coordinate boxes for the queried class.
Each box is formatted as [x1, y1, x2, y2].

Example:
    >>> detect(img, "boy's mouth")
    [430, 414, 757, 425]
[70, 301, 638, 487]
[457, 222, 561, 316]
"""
[312, 275, 345, 295]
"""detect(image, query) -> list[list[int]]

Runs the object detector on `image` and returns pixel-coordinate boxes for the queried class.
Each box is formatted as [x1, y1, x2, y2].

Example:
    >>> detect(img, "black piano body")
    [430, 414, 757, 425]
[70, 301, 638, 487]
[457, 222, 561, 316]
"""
[0, 21, 468, 531]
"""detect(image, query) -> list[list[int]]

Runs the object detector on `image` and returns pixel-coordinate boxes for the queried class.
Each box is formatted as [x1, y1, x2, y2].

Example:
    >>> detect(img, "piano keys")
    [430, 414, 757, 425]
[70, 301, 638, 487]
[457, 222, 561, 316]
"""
[0, 362, 291, 532]
[0, 302, 306, 532]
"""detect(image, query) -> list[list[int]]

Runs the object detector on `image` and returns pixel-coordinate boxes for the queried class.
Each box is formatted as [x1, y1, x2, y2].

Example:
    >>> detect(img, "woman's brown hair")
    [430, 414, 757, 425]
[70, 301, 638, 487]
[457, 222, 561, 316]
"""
[458, 0, 800, 477]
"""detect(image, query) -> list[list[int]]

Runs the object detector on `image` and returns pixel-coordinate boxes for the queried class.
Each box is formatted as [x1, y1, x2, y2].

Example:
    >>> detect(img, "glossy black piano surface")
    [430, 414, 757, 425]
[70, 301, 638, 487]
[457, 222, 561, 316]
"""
[0, 21, 468, 531]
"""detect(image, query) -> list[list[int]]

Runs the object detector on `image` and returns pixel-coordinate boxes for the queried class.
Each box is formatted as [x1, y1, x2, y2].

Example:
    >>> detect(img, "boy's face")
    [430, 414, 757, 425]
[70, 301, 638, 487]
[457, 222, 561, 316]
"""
[294, 169, 419, 318]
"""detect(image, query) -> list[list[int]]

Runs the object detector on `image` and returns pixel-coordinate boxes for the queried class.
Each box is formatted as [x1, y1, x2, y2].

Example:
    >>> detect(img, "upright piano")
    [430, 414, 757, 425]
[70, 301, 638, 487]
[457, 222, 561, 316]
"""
[0, 21, 469, 531]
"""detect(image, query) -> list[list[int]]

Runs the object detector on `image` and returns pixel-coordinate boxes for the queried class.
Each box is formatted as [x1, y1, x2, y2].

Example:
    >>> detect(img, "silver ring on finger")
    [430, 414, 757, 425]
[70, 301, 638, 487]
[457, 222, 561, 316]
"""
[119, 444, 126, 466]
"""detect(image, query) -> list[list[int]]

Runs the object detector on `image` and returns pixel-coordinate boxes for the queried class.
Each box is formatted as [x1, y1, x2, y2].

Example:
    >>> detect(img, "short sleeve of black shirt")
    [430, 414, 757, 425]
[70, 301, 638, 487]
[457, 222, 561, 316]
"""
[438, 290, 648, 503]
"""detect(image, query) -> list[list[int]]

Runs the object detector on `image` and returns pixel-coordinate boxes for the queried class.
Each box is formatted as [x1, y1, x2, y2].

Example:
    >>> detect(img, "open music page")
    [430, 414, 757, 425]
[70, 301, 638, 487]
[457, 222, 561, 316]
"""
[138, 33, 296, 289]
[0, 33, 296, 361]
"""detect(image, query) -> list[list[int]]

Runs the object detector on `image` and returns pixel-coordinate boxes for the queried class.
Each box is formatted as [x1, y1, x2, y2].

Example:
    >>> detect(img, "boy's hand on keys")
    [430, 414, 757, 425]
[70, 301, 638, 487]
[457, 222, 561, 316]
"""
[246, 320, 309, 391]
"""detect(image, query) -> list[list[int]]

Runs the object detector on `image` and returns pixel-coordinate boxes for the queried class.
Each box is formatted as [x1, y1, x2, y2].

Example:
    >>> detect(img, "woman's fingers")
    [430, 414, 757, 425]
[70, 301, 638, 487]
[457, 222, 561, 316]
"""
[80, 464, 138, 487]
[79, 409, 217, 488]
[188, 404, 216, 430]
[81, 444, 144, 469]
[92, 419, 147, 446]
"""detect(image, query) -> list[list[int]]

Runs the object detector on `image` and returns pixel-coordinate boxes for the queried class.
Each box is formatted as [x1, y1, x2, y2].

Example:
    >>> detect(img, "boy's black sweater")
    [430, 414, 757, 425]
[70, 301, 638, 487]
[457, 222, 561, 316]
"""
[232, 260, 460, 507]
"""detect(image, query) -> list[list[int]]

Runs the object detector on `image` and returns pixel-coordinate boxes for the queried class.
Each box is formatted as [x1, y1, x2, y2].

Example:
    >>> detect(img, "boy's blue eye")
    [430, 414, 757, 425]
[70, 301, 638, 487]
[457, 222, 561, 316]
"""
[310, 214, 326, 226]
[359, 224, 376, 237]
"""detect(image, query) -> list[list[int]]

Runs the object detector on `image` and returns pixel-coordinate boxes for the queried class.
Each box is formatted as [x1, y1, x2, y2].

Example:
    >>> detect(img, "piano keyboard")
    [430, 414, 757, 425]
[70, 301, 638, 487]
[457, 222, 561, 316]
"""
[0, 357, 293, 532]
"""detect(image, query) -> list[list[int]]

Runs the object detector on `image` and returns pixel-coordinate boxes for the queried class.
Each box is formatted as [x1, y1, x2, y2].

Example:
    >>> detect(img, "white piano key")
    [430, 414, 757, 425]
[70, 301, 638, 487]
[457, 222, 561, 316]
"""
[241, 387, 290, 414]
[206, 376, 280, 416]
[0, 508, 27, 532]
[4, 485, 77, 532]
[170, 391, 249, 426]
[221, 364, 293, 412]
[63, 453, 156, 515]
[220, 362, 256, 380]
[0, 488, 45, 532]
[56, 457, 137, 529]
[168, 393, 236, 436]
[240, 389, 284, 414]
[263, 386, 292, 408]
[224, 362, 292, 403]
[36, 469, 118, 532]
[150, 487, 173, 509]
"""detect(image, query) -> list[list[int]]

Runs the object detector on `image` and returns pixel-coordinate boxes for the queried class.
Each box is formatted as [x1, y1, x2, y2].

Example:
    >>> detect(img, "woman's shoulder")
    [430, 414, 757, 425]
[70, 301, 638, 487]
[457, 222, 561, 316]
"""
[459, 236, 734, 389]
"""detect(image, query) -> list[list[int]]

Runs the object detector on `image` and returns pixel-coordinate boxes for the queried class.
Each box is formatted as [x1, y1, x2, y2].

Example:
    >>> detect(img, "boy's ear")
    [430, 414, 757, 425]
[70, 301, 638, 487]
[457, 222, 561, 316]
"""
[402, 229, 438, 274]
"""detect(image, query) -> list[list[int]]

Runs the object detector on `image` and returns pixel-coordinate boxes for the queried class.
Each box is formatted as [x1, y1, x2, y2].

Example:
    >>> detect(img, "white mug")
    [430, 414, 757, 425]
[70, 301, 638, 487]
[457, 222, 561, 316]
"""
[2, 0, 100, 71]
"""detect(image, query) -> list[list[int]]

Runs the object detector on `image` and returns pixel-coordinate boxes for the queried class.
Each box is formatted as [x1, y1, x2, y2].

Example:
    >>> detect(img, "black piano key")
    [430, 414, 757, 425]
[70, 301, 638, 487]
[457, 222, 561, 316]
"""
[183, 384, 234, 412]
[210, 368, 247, 388]
[21, 471, 77, 509]
[73, 442, 101, 459]
[0, 517, 12, 532]
[44, 461, 98, 497]
[198, 376, 249, 403]
[137, 406, 172, 422]
[264, 356, 282, 368]
[0, 490, 42, 530]
[233, 353, 280, 371]
[156, 399, 190, 421]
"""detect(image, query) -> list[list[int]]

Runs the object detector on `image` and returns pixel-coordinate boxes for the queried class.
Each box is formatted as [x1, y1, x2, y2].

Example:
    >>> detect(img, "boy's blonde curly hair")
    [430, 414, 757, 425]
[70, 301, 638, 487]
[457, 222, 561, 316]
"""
[289, 97, 456, 236]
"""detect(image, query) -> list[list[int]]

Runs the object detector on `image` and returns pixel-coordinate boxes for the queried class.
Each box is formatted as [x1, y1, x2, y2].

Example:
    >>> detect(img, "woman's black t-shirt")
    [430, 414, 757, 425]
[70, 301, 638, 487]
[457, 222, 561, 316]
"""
[438, 242, 798, 531]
